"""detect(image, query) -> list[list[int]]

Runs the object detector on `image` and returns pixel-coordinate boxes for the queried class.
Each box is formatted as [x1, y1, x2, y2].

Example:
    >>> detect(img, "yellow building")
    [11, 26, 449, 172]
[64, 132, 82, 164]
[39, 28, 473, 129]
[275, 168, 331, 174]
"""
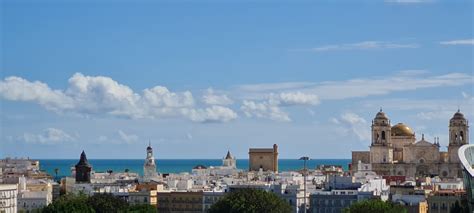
[249, 144, 278, 172]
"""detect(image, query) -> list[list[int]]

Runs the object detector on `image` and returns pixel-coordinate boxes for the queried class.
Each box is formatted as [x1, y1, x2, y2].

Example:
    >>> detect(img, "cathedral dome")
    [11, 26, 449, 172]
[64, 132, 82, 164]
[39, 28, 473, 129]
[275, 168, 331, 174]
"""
[391, 123, 414, 137]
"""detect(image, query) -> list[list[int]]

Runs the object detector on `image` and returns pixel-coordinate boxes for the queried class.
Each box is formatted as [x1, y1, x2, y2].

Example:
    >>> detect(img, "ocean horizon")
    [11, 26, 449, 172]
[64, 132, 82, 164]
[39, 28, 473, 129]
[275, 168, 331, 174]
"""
[38, 159, 351, 178]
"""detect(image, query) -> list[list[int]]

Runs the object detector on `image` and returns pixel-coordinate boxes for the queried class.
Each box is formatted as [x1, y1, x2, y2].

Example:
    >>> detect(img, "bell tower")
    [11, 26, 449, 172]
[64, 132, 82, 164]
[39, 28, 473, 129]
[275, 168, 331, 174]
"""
[143, 141, 158, 181]
[448, 110, 469, 163]
[370, 109, 393, 163]
[372, 108, 392, 146]
[75, 151, 92, 183]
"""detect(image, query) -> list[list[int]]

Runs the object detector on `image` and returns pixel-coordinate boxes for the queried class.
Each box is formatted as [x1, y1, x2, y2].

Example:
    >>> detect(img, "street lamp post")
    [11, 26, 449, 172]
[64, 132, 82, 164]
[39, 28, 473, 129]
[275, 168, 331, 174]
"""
[299, 156, 310, 213]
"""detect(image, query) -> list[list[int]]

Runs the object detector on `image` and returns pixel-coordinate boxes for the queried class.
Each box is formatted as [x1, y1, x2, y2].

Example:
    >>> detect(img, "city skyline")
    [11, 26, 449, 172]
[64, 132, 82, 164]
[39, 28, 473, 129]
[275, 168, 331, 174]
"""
[1, 0, 473, 159]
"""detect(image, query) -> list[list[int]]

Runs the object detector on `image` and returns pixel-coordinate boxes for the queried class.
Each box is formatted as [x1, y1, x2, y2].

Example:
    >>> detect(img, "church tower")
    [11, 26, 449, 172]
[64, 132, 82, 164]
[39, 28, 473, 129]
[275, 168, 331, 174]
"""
[143, 142, 158, 182]
[448, 110, 469, 163]
[75, 151, 92, 183]
[370, 109, 393, 163]
[223, 150, 237, 168]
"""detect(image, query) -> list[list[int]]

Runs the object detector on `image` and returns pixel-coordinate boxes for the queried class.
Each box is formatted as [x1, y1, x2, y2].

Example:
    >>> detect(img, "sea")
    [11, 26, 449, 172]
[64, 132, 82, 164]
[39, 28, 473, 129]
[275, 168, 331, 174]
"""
[39, 159, 351, 179]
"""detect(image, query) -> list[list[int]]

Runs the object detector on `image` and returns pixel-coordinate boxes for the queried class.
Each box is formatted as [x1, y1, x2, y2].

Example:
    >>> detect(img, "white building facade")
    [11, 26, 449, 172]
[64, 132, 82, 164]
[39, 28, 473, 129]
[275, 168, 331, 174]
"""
[0, 184, 18, 213]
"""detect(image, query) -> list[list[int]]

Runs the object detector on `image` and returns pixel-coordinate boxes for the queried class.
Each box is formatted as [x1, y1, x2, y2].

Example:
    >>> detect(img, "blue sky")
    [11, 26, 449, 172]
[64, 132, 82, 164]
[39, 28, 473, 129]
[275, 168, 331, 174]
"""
[1, 0, 473, 159]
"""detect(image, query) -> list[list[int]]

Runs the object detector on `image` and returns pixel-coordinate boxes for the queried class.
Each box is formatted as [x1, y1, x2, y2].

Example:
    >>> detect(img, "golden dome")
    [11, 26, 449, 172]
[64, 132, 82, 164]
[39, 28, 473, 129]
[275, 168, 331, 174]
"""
[391, 123, 414, 137]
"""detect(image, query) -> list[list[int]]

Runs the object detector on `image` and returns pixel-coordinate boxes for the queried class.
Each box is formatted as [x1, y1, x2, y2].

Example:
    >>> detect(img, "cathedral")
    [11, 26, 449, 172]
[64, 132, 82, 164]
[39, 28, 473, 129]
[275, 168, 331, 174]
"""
[352, 109, 469, 179]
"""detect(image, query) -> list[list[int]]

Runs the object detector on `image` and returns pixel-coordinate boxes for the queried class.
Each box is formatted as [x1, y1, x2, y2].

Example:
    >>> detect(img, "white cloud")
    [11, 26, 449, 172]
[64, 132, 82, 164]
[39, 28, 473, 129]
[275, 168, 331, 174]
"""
[118, 130, 139, 144]
[235, 72, 473, 101]
[241, 100, 290, 122]
[182, 106, 238, 123]
[361, 92, 473, 121]
[202, 88, 233, 105]
[440, 39, 474, 45]
[19, 128, 75, 144]
[0, 76, 74, 112]
[336, 113, 371, 141]
[307, 41, 419, 52]
[239, 91, 319, 121]
[416, 93, 474, 120]
[0, 73, 237, 123]
[270, 91, 320, 106]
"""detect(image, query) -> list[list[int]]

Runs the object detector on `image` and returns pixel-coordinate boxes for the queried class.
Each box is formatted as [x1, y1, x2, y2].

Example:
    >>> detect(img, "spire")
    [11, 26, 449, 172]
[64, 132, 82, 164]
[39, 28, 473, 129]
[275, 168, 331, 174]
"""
[225, 150, 233, 159]
[422, 133, 424, 140]
[380, 107, 383, 112]
[76, 150, 90, 166]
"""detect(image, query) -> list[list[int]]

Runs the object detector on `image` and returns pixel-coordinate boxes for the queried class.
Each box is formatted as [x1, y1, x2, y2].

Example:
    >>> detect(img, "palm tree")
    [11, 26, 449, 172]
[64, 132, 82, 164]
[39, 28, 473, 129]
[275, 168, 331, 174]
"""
[124, 168, 129, 173]
[54, 168, 59, 180]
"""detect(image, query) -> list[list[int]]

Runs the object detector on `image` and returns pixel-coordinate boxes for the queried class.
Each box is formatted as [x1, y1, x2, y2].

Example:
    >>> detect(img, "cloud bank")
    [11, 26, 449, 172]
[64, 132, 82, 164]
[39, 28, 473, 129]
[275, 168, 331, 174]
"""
[0, 73, 237, 123]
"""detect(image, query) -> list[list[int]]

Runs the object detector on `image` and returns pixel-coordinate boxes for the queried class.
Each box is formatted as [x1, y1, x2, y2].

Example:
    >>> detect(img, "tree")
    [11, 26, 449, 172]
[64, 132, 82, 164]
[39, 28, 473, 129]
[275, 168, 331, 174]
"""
[54, 168, 59, 179]
[125, 168, 130, 173]
[209, 189, 292, 213]
[42, 193, 94, 213]
[343, 199, 407, 213]
[42, 193, 157, 213]
[87, 193, 128, 213]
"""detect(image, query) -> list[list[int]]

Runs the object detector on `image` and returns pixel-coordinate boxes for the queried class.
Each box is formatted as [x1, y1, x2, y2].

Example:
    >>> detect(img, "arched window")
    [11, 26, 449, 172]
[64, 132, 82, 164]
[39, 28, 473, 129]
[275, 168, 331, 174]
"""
[460, 131, 464, 140]
[381, 131, 386, 140]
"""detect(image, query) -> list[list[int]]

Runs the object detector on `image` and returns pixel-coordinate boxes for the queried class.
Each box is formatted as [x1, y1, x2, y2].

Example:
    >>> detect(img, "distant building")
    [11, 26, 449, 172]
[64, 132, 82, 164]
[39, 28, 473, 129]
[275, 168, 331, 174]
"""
[17, 176, 54, 212]
[202, 191, 225, 212]
[0, 184, 18, 213]
[143, 143, 159, 182]
[390, 185, 427, 213]
[458, 144, 474, 212]
[75, 151, 92, 183]
[223, 151, 236, 169]
[310, 190, 373, 213]
[0, 158, 50, 184]
[427, 190, 466, 213]
[249, 144, 278, 172]
[352, 110, 469, 179]
[128, 190, 157, 206]
[157, 191, 203, 213]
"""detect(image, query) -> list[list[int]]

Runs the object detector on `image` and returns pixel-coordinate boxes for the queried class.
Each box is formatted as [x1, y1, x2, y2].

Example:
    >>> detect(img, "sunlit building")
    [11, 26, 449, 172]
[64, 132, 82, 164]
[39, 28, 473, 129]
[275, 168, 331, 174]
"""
[352, 110, 469, 179]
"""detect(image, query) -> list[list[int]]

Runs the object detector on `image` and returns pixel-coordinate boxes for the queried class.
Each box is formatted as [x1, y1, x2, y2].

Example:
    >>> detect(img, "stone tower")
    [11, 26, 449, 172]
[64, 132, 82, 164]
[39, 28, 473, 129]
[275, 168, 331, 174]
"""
[370, 109, 393, 163]
[75, 151, 92, 183]
[143, 142, 158, 181]
[223, 150, 237, 168]
[248, 144, 279, 172]
[448, 110, 469, 163]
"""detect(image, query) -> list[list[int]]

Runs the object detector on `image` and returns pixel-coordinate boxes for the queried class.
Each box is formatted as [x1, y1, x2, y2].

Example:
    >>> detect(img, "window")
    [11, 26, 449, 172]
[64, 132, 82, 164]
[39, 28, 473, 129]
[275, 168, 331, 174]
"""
[441, 203, 447, 210]
[381, 131, 386, 140]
